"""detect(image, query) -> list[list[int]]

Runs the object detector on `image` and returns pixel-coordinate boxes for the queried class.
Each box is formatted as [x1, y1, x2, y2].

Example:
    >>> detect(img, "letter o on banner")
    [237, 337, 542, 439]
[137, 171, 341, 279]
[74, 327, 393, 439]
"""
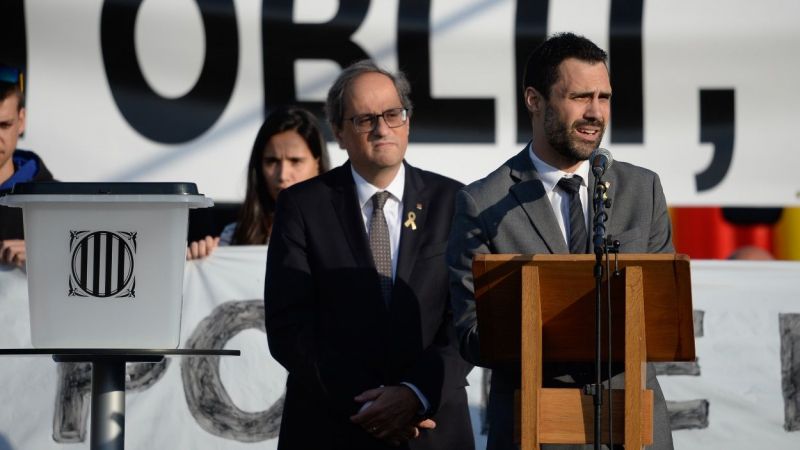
[181, 300, 283, 442]
[100, 0, 238, 143]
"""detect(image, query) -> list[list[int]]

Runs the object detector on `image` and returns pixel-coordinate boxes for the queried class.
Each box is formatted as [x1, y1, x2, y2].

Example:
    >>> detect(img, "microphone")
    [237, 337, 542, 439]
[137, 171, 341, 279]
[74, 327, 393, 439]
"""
[587, 147, 616, 450]
[590, 147, 613, 254]
[590, 148, 613, 177]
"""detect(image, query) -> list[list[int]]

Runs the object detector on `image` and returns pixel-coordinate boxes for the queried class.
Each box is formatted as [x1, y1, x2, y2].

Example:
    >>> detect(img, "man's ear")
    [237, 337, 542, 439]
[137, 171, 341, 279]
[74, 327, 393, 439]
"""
[17, 107, 26, 136]
[524, 87, 544, 115]
[333, 126, 346, 150]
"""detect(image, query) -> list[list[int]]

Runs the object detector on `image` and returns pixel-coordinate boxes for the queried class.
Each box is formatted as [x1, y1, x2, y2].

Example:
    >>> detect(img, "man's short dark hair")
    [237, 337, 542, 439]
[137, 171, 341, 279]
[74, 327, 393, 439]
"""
[325, 59, 413, 130]
[523, 32, 608, 100]
[0, 64, 25, 110]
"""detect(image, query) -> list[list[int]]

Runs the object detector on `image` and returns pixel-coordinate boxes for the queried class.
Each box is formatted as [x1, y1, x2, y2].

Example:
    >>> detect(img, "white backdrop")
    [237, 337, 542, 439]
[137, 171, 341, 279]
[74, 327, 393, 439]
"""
[1, 248, 800, 449]
[14, 0, 800, 206]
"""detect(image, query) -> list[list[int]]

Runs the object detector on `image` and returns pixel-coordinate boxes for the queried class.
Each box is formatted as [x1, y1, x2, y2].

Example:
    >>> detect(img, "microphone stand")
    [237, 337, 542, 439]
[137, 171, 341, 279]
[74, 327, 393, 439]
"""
[590, 170, 611, 450]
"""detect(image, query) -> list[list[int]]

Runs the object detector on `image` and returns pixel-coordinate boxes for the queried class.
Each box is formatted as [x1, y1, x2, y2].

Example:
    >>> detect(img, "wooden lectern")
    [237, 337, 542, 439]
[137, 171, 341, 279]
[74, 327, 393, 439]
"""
[473, 254, 695, 449]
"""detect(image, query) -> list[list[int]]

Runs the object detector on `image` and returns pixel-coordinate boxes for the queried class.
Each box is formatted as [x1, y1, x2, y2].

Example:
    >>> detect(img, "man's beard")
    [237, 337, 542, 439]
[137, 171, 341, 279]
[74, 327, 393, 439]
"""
[543, 103, 605, 162]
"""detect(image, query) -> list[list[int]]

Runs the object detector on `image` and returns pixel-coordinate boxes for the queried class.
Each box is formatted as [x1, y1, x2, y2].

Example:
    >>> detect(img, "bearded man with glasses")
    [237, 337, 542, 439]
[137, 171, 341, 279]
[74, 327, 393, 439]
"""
[264, 60, 474, 449]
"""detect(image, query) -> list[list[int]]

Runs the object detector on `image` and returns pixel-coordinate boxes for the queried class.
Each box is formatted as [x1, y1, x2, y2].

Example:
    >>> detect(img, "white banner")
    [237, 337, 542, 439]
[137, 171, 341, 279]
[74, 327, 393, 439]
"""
[1, 249, 800, 449]
[11, 0, 800, 206]
[660, 260, 800, 449]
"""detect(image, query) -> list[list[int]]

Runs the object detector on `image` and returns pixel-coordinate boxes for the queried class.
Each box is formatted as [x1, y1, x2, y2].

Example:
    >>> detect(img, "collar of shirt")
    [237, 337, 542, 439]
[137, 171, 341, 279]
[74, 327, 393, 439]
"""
[352, 163, 406, 210]
[528, 142, 592, 246]
[527, 142, 591, 192]
[351, 163, 405, 279]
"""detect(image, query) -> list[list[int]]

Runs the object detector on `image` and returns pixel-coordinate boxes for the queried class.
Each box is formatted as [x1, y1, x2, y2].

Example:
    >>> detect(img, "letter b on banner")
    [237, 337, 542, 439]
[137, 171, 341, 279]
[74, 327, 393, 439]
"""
[263, 0, 495, 143]
[262, 0, 370, 136]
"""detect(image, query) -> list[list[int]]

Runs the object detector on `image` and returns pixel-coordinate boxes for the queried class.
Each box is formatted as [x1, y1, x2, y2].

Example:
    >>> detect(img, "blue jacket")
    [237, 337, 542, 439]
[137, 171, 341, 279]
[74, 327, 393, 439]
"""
[0, 149, 55, 240]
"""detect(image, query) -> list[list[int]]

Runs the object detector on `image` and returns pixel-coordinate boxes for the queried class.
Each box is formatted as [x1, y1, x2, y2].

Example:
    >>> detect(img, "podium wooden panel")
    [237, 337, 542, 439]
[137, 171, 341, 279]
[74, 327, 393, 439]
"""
[473, 254, 694, 449]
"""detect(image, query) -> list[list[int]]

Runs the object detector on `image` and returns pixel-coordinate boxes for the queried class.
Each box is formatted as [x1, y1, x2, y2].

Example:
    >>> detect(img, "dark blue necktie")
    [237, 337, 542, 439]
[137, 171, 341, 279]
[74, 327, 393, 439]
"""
[557, 175, 588, 254]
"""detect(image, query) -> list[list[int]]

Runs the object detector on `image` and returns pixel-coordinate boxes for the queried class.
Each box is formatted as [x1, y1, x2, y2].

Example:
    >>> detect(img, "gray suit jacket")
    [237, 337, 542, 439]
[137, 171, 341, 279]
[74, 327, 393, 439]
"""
[446, 147, 674, 450]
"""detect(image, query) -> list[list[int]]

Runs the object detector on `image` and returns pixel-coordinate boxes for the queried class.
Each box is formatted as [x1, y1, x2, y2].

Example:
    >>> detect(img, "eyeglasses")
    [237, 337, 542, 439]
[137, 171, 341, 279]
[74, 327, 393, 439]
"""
[0, 66, 24, 94]
[347, 107, 408, 133]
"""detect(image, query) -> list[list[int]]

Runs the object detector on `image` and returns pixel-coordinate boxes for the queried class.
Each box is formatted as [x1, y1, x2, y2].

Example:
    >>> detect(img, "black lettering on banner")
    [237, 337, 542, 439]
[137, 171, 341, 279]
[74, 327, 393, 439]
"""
[666, 399, 710, 431]
[514, 0, 549, 143]
[696, 89, 735, 192]
[609, 0, 644, 143]
[181, 300, 283, 442]
[0, 0, 26, 77]
[655, 310, 710, 430]
[53, 363, 92, 443]
[655, 361, 701, 377]
[779, 313, 800, 431]
[126, 358, 171, 391]
[262, 0, 370, 138]
[100, 0, 239, 144]
[397, 0, 494, 142]
[52, 359, 169, 442]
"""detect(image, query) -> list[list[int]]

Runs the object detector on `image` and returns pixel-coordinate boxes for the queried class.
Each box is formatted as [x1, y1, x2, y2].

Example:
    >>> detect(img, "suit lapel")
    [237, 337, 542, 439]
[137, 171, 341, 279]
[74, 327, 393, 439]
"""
[395, 162, 427, 285]
[330, 162, 372, 267]
[508, 147, 569, 254]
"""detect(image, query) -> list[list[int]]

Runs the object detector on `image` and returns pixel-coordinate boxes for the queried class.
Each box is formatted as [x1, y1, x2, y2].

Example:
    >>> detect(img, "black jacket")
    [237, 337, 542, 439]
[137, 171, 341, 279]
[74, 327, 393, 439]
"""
[265, 161, 474, 450]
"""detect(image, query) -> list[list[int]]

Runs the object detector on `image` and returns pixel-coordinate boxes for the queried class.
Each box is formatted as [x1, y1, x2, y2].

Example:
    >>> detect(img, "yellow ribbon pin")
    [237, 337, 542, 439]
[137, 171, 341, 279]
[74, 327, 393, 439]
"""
[404, 211, 417, 230]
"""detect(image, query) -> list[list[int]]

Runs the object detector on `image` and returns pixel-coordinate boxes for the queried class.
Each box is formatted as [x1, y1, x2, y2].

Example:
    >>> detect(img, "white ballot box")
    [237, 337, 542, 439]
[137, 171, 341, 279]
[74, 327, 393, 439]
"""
[0, 182, 212, 348]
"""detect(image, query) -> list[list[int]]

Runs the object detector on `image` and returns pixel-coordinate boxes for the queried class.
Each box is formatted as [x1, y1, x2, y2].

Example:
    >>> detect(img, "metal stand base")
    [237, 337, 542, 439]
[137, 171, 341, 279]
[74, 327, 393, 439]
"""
[90, 359, 126, 450]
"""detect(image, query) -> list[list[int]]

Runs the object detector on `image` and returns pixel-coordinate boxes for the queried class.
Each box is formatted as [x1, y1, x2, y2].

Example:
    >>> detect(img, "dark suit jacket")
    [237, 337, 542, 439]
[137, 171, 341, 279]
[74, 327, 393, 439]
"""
[447, 147, 675, 450]
[265, 161, 474, 450]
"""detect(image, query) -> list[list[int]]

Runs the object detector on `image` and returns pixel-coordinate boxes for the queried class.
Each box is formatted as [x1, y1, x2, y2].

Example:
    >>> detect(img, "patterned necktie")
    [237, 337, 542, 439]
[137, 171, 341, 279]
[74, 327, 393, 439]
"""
[369, 191, 393, 304]
[557, 175, 588, 254]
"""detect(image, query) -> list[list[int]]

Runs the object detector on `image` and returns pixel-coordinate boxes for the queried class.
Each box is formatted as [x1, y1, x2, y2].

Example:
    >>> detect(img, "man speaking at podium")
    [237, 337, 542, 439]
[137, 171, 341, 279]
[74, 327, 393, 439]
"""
[265, 60, 473, 449]
[447, 33, 674, 449]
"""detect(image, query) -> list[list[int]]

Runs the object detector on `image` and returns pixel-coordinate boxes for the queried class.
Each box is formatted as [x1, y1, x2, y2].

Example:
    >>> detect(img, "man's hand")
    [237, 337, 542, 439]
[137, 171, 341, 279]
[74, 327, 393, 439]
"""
[0, 239, 26, 267]
[414, 418, 437, 437]
[186, 236, 220, 260]
[350, 385, 434, 446]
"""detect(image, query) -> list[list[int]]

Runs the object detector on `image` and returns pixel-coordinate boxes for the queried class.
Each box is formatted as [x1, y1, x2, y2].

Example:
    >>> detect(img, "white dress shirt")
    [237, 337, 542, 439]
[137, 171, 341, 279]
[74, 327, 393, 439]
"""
[528, 143, 591, 246]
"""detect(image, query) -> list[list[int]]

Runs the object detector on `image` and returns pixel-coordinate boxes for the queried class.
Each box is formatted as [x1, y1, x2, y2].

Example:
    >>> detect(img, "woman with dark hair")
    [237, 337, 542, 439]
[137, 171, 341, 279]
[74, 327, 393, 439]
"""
[187, 106, 330, 259]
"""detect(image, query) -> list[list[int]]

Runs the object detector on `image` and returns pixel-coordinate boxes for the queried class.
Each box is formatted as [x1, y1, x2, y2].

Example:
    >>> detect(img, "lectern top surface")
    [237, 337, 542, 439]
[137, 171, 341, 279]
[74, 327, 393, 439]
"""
[8, 181, 201, 196]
